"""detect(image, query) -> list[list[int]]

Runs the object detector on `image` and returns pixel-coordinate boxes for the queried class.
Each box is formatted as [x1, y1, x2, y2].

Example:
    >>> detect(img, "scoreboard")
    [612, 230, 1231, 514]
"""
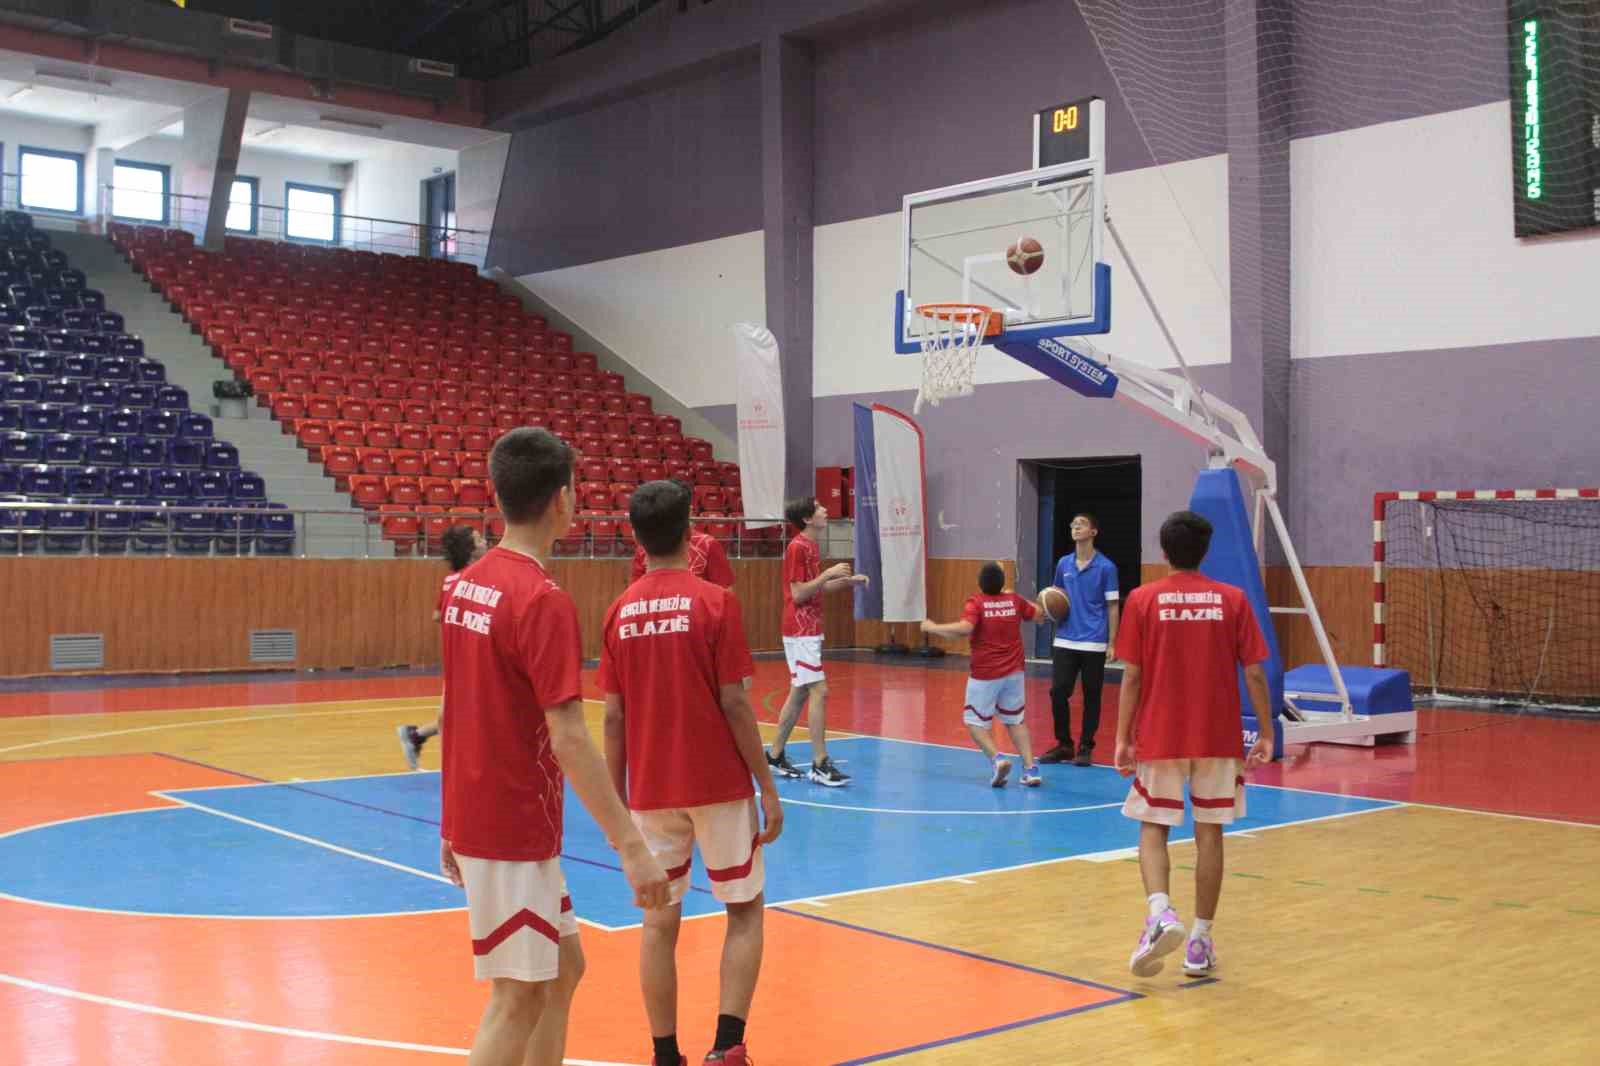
[1509, 1, 1600, 237]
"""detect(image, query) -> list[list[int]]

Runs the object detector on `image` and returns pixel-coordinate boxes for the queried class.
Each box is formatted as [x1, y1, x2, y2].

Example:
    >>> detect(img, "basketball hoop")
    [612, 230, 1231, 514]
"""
[910, 303, 999, 414]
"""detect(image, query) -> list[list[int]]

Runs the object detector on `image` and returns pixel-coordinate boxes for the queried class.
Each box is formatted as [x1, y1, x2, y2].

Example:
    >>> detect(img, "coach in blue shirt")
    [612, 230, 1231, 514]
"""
[1040, 512, 1120, 766]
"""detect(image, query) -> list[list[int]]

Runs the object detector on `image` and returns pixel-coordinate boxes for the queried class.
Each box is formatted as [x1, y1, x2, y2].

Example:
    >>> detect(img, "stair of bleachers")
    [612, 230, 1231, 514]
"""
[0, 211, 296, 557]
[109, 222, 765, 559]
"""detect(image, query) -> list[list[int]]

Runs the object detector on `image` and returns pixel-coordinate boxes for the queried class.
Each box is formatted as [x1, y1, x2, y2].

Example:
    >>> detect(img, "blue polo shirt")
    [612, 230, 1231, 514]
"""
[1052, 551, 1120, 651]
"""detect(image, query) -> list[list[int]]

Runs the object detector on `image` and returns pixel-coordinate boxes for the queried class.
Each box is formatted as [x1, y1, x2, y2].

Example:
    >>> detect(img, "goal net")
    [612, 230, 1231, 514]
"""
[1375, 490, 1600, 709]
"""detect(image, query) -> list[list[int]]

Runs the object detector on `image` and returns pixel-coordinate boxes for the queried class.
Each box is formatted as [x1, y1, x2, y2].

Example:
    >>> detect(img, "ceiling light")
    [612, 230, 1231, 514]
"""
[249, 123, 287, 140]
[317, 114, 385, 133]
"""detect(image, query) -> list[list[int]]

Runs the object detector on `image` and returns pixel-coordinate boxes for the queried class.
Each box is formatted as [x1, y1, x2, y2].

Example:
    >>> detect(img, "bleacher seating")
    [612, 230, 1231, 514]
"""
[0, 211, 291, 556]
[110, 221, 762, 557]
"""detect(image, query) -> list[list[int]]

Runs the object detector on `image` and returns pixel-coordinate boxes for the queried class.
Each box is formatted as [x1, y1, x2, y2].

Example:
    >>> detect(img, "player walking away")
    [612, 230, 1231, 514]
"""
[600, 480, 783, 1066]
[1041, 512, 1121, 767]
[1113, 510, 1274, 979]
[765, 497, 869, 787]
[399, 524, 486, 770]
[921, 562, 1051, 788]
[438, 427, 669, 1066]
[628, 479, 736, 589]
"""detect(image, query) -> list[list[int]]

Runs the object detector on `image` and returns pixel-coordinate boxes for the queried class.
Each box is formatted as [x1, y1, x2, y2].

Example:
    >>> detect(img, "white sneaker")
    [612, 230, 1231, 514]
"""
[989, 758, 1012, 787]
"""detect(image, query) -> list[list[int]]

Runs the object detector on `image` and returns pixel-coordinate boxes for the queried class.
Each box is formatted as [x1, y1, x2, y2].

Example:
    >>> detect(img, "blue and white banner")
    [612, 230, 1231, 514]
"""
[853, 403, 927, 622]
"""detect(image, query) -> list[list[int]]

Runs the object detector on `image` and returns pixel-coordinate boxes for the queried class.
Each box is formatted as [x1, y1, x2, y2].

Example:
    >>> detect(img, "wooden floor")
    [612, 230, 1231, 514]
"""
[2, 657, 1597, 1065]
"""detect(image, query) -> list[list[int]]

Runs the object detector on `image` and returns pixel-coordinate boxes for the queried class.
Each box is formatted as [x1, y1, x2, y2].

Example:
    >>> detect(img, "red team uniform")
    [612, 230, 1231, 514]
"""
[629, 529, 736, 587]
[1114, 571, 1270, 825]
[440, 547, 582, 980]
[599, 569, 764, 903]
[780, 532, 825, 686]
[960, 592, 1038, 727]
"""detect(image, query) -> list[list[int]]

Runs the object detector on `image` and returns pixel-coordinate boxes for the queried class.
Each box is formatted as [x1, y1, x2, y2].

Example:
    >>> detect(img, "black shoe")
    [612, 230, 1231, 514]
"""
[1038, 745, 1074, 764]
[767, 750, 804, 779]
[809, 757, 851, 787]
[397, 725, 422, 770]
[1072, 745, 1094, 767]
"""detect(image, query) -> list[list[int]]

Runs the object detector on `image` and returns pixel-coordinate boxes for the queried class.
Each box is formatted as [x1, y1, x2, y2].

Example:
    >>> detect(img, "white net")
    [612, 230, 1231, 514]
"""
[910, 304, 994, 414]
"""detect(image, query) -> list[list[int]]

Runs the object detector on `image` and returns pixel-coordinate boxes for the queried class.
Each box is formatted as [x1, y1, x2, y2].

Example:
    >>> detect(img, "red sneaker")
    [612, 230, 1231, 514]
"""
[703, 1047, 751, 1065]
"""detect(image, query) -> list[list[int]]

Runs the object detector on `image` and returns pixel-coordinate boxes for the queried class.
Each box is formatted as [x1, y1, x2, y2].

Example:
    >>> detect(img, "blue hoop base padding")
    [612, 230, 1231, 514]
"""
[1188, 468, 1287, 761]
[1284, 665, 1415, 716]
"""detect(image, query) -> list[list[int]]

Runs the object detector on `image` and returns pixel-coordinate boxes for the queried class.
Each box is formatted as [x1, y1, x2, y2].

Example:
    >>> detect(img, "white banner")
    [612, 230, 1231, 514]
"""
[732, 324, 786, 526]
[854, 404, 927, 622]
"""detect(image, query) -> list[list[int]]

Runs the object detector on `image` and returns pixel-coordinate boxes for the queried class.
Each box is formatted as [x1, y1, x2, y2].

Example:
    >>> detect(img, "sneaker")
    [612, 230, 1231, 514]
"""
[766, 750, 804, 779]
[1129, 908, 1186, 977]
[809, 757, 850, 787]
[653, 1057, 687, 1066]
[1183, 935, 1216, 976]
[1072, 744, 1094, 767]
[1019, 767, 1042, 787]
[1038, 744, 1074, 764]
[989, 757, 1012, 788]
[703, 1047, 751, 1065]
[397, 725, 422, 771]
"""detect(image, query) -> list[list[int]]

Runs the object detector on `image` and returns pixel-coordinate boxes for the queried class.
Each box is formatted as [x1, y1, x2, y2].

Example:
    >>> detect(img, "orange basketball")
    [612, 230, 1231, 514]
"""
[1040, 586, 1070, 622]
[1006, 237, 1044, 275]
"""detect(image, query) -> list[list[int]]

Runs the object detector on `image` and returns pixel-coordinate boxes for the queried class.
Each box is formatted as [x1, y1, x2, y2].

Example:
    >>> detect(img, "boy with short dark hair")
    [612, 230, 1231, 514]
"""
[922, 561, 1050, 787]
[601, 479, 782, 1066]
[439, 427, 669, 1066]
[1113, 509, 1274, 980]
[399, 524, 486, 769]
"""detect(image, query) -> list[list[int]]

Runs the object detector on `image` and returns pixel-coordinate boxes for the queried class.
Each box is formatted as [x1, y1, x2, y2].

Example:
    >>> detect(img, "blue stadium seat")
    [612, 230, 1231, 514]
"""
[2, 376, 40, 403]
[156, 384, 187, 410]
[141, 410, 180, 438]
[255, 505, 295, 555]
[128, 438, 167, 467]
[215, 503, 260, 554]
[82, 381, 117, 407]
[43, 435, 83, 464]
[79, 290, 106, 312]
[0, 494, 42, 553]
[24, 268, 48, 289]
[193, 471, 230, 501]
[7, 327, 44, 350]
[179, 412, 213, 440]
[204, 441, 239, 470]
[0, 351, 15, 375]
[173, 507, 219, 554]
[107, 468, 149, 497]
[129, 499, 171, 554]
[104, 408, 142, 436]
[20, 351, 61, 377]
[42, 290, 75, 311]
[119, 384, 155, 409]
[0, 307, 21, 327]
[57, 268, 86, 290]
[66, 467, 106, 497]
[167, 439, 202, 468]
[0, 405, 16, 431]
[19, 464, 65, 497]
[93, 498, 133, 553]
[63, 407, 102, 435]
[6, 284, 35, 307]
[43, 329, 81, 352]
[77, 333, 110, 356]
[42, 250, 68, 271]
[97, 356, 134, 383]
[41, 379, 80, 405]
[229, 470, 265, 501]
[25, 307, 59, 329]
[113, 336, 145, 359]
[0, 464, 15, 494]
[21, 407, 62, 434]
[137, 359, 165, 383]
[97, 312, 125, 335]
[61, 353, 95, 379]
[44, 499, 91, 552]
[152, 469, 190, 500]
[2, 432, 39, 463]
[61, 309, 93, 331]
[86, 437, 127, 466]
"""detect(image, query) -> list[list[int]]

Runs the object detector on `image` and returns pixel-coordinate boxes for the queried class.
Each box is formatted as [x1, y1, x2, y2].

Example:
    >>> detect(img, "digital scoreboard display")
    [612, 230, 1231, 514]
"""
[1509, 1, 1600, 237]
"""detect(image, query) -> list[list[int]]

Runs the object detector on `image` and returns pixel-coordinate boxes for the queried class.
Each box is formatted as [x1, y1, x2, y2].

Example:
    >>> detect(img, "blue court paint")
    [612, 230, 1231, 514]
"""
[0, 738, 1397, 923]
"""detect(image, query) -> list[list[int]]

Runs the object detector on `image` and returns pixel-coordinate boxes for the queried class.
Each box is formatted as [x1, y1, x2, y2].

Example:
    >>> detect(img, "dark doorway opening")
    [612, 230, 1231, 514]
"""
[422, 172, 457, 259]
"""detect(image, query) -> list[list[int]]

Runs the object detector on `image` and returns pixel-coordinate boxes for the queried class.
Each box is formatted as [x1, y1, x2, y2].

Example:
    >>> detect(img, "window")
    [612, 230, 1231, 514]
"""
[111, 161, 170, 223]
[19, 147, 84, 215]
[285, 182, 341, 244]
[226, 176, 259, 234]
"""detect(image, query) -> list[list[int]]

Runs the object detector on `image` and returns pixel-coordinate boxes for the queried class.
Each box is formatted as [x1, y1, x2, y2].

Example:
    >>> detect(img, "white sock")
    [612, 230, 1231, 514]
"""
[1147, 892, 1170, 917]
[1192, 918, 1213, 939]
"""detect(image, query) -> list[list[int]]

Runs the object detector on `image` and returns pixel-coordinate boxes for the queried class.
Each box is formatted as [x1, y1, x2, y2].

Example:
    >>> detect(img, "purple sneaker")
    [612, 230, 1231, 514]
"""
[1129, 908, 1186, 977]
[1183, 935, 1216, 976]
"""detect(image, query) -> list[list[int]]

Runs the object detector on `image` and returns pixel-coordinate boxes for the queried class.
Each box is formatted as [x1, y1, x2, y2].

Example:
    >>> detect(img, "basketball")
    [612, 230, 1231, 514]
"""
[1006, 237, 1044, 275]
[1040, 586, 1070, 622]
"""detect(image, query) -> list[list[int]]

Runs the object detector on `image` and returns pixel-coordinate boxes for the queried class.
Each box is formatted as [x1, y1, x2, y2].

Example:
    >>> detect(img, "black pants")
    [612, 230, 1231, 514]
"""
[1050, 647, 1107, 751]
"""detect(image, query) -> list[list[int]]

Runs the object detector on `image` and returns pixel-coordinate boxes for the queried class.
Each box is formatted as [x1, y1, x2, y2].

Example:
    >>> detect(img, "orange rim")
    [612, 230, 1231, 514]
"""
[914, 303, 1002, 337]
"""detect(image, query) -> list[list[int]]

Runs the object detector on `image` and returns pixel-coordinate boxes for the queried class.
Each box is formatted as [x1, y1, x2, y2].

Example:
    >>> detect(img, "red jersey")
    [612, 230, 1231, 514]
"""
[962, 592, 1037, 680]
[1115, 571, 1270, 761]
[628, 530, 735, 588]
[598, 569, 756, 810]
[781, 533, 824, 638]
[439, 548, 582, 861]
[437, 572, 461, 619]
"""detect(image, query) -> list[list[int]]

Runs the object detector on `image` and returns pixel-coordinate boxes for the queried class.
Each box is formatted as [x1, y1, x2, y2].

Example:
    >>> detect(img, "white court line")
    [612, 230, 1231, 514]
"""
[0, 972, 642, 1065]
[159, 767, 426, 794]
[0, 702, 427, 757]
[767, 795, 1123, 817]
[950, 877, 979, 885]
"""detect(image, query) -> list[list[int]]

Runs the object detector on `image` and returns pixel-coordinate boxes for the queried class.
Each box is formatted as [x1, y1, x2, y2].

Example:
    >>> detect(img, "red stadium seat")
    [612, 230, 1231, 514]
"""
[397, 424, 430, 451]
[350, 475, 387, 509]
[454, 480, 490, 508]
[356, 447, 393, 476]
[459, 453, 488, 479]
[425, 451, 460, 479]
[431, 427, 463, 453]
[461, 428, 493, 453]
[385, 477, 422, 507]
[391, 449, 425, 476]
[420, 477, 456, 506]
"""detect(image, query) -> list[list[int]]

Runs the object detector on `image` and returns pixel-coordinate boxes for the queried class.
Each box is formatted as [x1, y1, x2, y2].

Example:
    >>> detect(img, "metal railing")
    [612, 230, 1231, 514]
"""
[0, 501, 854, 561]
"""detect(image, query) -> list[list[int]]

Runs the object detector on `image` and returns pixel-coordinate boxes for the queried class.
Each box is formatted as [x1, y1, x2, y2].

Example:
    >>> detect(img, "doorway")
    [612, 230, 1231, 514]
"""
[422, 172, 456, 259]
[1023, 456, 1141, 659]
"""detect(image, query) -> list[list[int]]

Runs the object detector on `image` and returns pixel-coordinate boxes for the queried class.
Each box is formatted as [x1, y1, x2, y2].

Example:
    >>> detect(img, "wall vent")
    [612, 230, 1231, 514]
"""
[50, 634, 105, 671]
[249, 629, 297, 663]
